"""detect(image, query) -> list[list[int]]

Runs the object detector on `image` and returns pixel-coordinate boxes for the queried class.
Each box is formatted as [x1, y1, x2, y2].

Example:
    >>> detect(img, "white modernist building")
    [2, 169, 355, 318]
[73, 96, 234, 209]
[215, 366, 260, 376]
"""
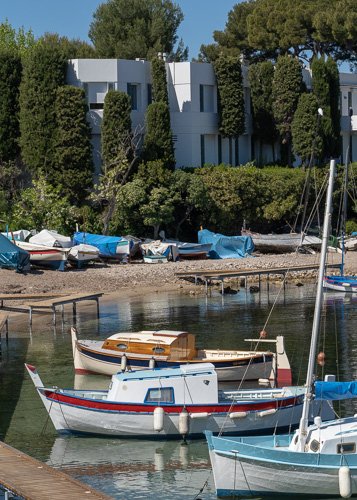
[67, 58, 357, 173]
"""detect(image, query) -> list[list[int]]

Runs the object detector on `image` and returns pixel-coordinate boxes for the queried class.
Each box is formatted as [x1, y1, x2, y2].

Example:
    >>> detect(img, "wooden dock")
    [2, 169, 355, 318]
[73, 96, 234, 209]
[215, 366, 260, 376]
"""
[0, 293, 66, 309]
[26, 292, 103, 324]
[0, 441, 111, 499]
[176, 263, 342, 294]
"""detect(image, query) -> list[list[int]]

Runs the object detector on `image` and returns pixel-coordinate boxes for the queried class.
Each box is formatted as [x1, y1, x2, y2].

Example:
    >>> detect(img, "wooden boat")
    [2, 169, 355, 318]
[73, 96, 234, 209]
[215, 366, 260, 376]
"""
[206, 160, 357, 498]
[71, 327, 292, 385]
[15, 241, 69, 271]
[25, 362, 334, 439]
[143, 255, 168, 264]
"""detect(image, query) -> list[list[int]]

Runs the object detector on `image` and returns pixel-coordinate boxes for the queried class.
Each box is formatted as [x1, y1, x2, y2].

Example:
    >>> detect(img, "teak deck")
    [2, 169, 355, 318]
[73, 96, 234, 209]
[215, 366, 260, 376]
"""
[0, 441, 111, 500]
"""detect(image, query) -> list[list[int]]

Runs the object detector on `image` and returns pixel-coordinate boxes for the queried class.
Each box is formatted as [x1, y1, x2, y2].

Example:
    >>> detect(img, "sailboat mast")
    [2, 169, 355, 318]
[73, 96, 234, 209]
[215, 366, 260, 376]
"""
[341, 149, 349, 274]
[296, 159, 336, 452]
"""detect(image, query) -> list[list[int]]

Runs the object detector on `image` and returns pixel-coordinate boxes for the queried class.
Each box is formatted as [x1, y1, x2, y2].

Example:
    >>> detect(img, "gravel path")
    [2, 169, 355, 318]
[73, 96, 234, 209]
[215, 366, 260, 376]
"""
[0, 250, 355, 297]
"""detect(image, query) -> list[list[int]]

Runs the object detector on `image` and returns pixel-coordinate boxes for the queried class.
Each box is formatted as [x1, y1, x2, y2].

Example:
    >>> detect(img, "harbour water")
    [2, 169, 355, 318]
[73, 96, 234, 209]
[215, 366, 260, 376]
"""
[1, 282, 357, 499]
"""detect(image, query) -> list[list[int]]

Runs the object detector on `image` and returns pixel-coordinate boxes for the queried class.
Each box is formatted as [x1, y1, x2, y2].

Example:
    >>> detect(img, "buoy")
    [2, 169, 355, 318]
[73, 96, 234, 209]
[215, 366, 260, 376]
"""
[149, 357, 155, 369]
[229, 411, 247, 419]
[339, 466, 352, 498]
[120, 354, 127, 372]
[259, 330, 268, 339]
[153, 407, 164, 432]
[179, 408, 189, 437]
[317, 352, 326, 366]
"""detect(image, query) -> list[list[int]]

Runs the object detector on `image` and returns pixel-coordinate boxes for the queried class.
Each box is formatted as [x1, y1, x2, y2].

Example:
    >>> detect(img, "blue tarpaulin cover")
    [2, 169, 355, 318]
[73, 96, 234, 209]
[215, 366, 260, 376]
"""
[0, 233, 30, 272]
[315, 381, 357, 400]
[198, 229, 254, 259]
[73, 232, 122, 257]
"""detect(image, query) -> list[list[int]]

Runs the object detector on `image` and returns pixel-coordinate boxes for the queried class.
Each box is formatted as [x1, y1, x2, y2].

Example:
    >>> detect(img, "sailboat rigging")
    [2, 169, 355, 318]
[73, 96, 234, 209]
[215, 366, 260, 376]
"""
[206, 159, 357, 498]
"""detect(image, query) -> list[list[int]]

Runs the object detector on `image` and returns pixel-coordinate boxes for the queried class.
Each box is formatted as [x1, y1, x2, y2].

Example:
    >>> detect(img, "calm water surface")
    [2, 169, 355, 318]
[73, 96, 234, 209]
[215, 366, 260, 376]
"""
[1, 282, 357, 499]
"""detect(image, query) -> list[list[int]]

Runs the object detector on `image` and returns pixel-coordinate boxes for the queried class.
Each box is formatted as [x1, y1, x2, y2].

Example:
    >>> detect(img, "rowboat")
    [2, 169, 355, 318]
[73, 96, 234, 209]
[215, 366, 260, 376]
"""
[71, 327, 292, 385]
[25, 362, 333, 439]
[15, 241, 69, 271]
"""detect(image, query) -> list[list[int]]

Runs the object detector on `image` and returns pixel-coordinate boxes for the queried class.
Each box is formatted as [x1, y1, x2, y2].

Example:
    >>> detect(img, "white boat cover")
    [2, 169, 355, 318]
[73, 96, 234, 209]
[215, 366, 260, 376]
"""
[1, 229, 31, 241]
[141, 240, 179, 261]
[29, 229, 72, 248]
[68, 244, 100, 260]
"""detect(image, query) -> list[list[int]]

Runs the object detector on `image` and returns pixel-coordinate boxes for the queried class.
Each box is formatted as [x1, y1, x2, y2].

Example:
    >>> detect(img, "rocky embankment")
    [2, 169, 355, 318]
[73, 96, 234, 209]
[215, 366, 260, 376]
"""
[0, 250, 353, 299]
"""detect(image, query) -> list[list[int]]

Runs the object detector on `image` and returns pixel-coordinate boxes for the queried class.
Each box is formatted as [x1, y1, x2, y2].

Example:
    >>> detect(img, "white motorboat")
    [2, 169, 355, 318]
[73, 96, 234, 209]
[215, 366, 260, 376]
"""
[15, 240, 69, 271]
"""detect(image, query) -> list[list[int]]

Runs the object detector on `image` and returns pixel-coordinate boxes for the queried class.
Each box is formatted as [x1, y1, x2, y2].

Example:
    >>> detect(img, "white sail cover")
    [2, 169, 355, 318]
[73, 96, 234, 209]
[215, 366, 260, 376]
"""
[29, 229, 72, 248]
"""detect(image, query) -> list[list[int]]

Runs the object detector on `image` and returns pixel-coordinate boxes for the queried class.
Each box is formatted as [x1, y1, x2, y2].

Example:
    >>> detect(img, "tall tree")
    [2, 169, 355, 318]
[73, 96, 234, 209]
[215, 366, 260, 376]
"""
[292, 93, 323, 165]
[37, 33, 96, 59]
[151, 57, 169, 104]
[143, 102, 175, 170]
[89, 0, 187, 61]
[249, 61, 277, 164]
[213, 55, 245, 138]
[0, 20, 35, 56]
[272, 55, 303, 166]
[0, 52, 22, 162]
[101, 90, 132, 166]
[53, 86, 93, 204]
[19, 44, 67, 177]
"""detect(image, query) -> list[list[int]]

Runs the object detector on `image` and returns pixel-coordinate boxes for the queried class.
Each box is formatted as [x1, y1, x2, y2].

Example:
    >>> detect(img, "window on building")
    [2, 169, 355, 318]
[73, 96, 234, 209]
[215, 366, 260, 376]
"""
[145, 387, 174, 403]
[89, 103, 104, 110]
[200, 135, 205, 166]
[235, 138, 239, 166]
[108, 82, 115, 91]
[200, 85, 214, 112]
[147, 84, 152, 105]
[127, 83, 138, 110]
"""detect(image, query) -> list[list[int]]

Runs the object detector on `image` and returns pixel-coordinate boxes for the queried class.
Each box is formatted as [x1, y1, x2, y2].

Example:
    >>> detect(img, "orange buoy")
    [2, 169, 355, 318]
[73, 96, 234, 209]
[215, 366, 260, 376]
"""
[317, 352, 326, 366]
[259, 330, 268, 339]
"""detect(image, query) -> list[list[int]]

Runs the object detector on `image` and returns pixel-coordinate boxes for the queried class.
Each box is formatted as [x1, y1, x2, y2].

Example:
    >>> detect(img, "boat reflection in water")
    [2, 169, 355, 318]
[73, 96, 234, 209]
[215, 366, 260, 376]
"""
[48, 436, 214, 499]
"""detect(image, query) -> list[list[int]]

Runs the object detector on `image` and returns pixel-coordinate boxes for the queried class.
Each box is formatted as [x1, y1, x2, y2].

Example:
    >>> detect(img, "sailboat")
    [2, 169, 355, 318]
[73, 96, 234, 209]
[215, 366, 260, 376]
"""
[324, 158, 357, 292]
[206, 159, 357, 498]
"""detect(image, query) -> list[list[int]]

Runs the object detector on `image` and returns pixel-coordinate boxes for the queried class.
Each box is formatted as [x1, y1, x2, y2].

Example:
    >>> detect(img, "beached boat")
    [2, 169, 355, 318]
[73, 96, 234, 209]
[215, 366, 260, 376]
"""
[68, 244, 100, 267]
[25, 362, 333, 439]
[15, 241, 69, 271]
[73, 232, 131, 261]
[71, 327, 292, 384]
[206, 160, 357, 498]
[29, 229, 72, 248]
[241, 229, 322, 253]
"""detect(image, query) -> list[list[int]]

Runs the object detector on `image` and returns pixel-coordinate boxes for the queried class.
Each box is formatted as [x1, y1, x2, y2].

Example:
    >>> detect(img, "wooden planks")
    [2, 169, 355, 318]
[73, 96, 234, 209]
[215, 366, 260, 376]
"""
[0, 441, 112, 500]
[0, 293, 66, 308]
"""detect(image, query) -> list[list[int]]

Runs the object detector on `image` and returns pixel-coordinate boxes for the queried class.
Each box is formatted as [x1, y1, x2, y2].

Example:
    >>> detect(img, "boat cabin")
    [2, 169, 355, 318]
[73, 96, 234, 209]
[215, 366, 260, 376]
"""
[107, 362, 219, 404]
[102, 330, 197, 360]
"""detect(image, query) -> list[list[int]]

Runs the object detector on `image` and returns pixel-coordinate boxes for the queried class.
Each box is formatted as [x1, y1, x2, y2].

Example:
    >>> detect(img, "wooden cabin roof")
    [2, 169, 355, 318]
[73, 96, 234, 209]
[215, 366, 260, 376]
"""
[105, 330, 191, 346]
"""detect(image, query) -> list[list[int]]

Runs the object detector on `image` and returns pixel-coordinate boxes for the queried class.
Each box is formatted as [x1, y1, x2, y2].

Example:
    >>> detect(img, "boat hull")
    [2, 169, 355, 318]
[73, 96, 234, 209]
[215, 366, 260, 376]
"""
[73, 341, 274, 382]
[35, 387, 331, 439]
[15, 241, 68, 271]
[206, 432, 357, 497]
[323, 276, 357, 293]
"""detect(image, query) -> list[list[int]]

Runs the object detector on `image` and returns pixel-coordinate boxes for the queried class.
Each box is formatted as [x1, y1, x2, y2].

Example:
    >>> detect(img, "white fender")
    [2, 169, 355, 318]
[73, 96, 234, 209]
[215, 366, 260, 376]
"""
[179, 408, 189, 436]
[258, 408, 277, 417]
[339, 466, 352, 498]
[229, 411, 247, 419]
[190, 412, 209, 419]
[120, 354, 127, 372]
[153, 407, 164, 432]
[149, 357, 155, 369]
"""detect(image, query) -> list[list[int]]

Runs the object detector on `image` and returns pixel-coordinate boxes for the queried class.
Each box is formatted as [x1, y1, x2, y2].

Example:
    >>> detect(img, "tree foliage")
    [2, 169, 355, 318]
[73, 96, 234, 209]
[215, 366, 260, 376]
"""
[19, 43, 67, 177]
[213, 55, 245, 138]
[143, 102, 175, 169]
[0, 20, 35, 56]
[102, 90, 132, 166]
[89, 0, 187, 61]
[0, 52, 22, 162]
[37, 33, 96, 59]
[204, 0, 357, 65]
[249, 61, 277, 163]
[272, 55, 303, 165]
[151, 57, 169, 104]
[53, 86, 93, 204]
[292, 93, 323, 165]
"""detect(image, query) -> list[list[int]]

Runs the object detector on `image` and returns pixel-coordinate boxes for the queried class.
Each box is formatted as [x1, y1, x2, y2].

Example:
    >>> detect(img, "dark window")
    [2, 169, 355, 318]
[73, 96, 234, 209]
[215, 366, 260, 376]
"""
[127, 83, 138, 110]
[145, 387, 174, 403]
[309, 439, 320, 452]
[229, 137, 232, 165]
[235, 138, 239, 166]
[108, 82, 115, 91]
[152, 347, 165, 354]
[337, 443, 356, 454]
[200, 135, 205, 166]
[200, 84, 204, 112]
[218, 135, 222, 164]
[147, 84, 152, 105]
[89, 103, 104, 110]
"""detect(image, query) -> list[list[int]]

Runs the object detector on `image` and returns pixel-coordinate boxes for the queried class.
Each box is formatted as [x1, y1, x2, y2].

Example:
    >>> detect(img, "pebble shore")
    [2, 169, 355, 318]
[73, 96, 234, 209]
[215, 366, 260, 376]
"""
[0, 250, 355, 298]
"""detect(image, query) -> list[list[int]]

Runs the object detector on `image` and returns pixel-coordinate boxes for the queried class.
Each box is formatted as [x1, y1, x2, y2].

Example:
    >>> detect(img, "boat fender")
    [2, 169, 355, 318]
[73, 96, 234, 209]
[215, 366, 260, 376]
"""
[339, 466, 352, 498]
[149, 357, 155, 369]
[179, 408, 189, 436]
[258, 378, 270, 385]
[229, 412, 247, 419]
[258, 408, 277, 417]
[153, 407, 164, 432]
[190, 412, 210, 419]
[120, 354, 127, 372]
